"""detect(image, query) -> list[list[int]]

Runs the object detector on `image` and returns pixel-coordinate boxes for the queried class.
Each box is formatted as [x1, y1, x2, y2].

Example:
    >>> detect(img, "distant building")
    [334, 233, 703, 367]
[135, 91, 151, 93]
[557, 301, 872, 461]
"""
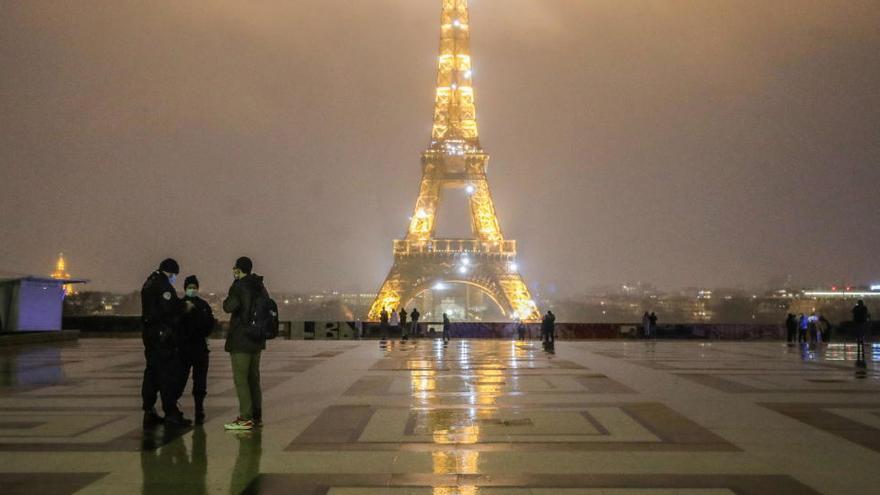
[50, 253, 76, 295]
[802, 287, 880, 299]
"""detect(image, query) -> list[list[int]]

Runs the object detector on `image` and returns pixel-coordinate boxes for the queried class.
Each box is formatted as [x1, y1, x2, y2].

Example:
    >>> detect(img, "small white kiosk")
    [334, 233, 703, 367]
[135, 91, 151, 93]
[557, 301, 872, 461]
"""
[0, 276, 86, 332]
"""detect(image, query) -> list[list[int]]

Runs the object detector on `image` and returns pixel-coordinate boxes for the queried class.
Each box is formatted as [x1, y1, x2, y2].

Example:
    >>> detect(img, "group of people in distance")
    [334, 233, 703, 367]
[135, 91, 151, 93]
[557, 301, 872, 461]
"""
[785, 312, 832, 343]
[377, 308, 558, 347]
[540, 311, 556, 350]
[378, 307, 424, 340]
[140, 256, 270, 432]
[784, 300, 872, 344]
[513, 312, 557, 348]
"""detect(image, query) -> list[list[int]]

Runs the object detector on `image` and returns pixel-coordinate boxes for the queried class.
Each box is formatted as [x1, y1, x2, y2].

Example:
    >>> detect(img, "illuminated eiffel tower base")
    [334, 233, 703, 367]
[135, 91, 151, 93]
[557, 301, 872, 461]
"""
[369, 0, 539, 321]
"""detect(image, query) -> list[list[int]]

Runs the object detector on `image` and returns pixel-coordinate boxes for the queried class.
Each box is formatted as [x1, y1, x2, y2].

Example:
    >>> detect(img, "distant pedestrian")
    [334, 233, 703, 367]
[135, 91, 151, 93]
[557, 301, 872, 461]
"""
[798, 314, 809, 343]
[516, 319, 527, 340]
[649, 312, 658, 338]
[140, 258, 193, 427]
[179, 275, 216, 424]
[223, 256, 269, 431]
[399, 307, 408, 341]
[818, 315, 832, 343]
[379, 308, 389, 340]
[442, 313, 451, 342]
[542, 311, 556, 349]
[411, 308, 421, 337]
[808, 313, 819, 343]
[642, 312, 651, 339]
[785, 314, 797, 343]
[390, 309, 400, 337]
[853, 300, 871, 340]
[853, 300, 871, 368]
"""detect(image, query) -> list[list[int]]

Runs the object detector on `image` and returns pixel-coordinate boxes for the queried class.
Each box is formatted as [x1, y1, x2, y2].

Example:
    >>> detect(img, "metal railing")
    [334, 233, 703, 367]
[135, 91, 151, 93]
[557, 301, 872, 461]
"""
[394, 238, 516, 256]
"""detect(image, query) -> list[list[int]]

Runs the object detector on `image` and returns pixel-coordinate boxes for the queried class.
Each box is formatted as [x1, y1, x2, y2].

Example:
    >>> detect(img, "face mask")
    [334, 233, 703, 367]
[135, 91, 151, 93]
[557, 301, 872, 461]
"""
[186, 288, 198, 298]
[168, 274, 177, 285]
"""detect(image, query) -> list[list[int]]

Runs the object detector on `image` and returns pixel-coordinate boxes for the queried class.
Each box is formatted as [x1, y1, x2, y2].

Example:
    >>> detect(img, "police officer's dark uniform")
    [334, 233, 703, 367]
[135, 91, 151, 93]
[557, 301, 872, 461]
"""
[179, 275, 215, 424]
[141, 258, 191, 427]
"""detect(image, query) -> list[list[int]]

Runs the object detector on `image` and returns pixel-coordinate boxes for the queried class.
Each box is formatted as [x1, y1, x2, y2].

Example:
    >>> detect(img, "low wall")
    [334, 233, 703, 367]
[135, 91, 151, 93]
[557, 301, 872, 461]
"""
[61, 316, 877, 341]
[63, 316, 292, 338]
[357, 322, 787, 341]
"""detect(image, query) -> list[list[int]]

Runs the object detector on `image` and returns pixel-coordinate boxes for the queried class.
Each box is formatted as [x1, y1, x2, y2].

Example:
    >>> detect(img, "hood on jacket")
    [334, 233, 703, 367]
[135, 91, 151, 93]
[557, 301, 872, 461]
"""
[238, 273, 265, 292]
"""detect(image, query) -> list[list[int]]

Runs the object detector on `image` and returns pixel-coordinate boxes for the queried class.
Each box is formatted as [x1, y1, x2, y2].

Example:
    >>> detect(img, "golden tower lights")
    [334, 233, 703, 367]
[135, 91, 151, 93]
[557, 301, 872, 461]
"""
[369, 0, 539, 321]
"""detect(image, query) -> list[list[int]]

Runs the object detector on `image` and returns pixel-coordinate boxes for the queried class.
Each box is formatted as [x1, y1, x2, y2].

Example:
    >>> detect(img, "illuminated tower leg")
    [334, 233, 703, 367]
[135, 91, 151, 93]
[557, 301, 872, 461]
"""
[498, 273, 540, 320]
[467, 175, 503, 242]
[371, 265, 404, 318]
[407, 172, 442, 241]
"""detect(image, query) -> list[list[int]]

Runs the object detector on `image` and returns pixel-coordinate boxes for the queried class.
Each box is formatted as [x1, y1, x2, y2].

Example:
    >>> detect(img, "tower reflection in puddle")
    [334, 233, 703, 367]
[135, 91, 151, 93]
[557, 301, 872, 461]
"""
[408, 341, 492, 495]
[403, 339, 543, 494]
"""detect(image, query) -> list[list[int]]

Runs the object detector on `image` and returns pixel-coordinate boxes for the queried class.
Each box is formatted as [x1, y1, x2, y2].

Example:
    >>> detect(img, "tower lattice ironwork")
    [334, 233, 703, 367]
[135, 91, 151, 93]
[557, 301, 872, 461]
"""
[369, 0, 539, 321]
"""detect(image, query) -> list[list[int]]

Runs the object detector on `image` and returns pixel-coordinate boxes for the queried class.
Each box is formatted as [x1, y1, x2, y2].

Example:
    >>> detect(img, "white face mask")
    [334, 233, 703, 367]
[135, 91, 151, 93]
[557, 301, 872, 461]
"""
[185, 288, 198, 298]
[168, 274, 177, 285]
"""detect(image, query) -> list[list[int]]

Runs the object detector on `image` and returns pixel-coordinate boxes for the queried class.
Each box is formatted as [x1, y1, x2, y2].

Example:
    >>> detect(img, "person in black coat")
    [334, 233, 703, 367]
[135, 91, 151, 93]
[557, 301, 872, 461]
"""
[140, 258, 193, 427]
[411, 308, 421, 338]
[784, 314, 797, 343]
[541, 311, 556, 349]
[379, 308, 389, 340]
[179, 275, 216, 424]
[399, 306, 409, 341]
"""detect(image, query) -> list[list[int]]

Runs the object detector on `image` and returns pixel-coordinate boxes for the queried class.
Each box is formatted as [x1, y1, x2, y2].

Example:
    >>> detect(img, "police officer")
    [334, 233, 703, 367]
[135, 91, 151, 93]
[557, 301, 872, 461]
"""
[141, 258, 193, 427]
[179, 275, 215, 424]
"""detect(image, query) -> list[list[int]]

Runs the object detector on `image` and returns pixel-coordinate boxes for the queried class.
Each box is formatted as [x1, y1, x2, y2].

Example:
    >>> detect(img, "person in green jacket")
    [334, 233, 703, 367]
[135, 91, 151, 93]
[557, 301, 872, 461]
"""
[223, 256, 266, 431]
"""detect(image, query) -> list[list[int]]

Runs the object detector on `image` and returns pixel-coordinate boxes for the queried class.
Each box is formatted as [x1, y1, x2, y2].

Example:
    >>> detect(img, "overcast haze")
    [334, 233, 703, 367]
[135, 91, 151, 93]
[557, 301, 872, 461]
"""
[2, 0, 880, 295]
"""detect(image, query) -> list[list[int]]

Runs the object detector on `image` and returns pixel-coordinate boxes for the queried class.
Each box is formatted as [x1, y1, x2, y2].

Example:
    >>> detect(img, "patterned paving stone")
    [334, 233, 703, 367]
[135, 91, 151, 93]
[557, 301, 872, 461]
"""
[0, 339, 878, 494]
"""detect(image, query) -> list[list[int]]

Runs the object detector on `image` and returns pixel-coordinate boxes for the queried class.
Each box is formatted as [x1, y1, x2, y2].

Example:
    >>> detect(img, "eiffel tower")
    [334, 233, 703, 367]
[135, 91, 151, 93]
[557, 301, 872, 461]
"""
[369, 0, 539, 321]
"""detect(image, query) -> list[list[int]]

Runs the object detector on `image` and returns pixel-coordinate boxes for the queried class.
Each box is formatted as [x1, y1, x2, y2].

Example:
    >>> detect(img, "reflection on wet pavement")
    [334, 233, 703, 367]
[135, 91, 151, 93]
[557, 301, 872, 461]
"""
[1, 338, 879, 493]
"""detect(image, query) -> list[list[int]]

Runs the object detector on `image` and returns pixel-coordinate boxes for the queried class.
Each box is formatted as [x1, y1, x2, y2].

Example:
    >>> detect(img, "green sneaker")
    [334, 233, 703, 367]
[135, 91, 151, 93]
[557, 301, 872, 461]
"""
[224, 417, 254, 431]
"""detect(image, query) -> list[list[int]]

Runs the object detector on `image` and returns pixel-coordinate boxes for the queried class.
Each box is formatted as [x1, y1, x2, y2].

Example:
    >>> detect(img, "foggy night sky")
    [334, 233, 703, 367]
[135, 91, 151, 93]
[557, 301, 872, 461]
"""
[2, 0, 880, 295]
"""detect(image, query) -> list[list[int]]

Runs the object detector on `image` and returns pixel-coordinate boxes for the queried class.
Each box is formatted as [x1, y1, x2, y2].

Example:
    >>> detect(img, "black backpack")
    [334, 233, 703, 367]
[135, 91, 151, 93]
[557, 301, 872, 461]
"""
[246, 289, 280, 341]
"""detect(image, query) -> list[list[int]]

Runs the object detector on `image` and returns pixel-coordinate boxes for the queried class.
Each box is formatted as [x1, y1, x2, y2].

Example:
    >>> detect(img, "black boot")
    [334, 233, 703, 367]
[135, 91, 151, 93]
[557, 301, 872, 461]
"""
[143, 408, 164, 428]
[194, 396, 206, 425]
[164, 408, 193, 428]
[253, 407, 263, 427]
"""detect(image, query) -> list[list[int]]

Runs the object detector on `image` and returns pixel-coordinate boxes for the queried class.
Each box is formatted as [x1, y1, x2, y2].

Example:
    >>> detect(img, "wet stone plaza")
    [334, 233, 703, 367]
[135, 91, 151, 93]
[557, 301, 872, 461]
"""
[1, 339, 879, 494]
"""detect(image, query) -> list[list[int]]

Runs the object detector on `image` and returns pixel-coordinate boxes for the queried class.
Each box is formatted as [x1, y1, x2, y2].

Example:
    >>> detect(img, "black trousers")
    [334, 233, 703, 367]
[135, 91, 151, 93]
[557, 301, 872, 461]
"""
[179, 349, 210, 408]
[142, 347, 183, 416]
